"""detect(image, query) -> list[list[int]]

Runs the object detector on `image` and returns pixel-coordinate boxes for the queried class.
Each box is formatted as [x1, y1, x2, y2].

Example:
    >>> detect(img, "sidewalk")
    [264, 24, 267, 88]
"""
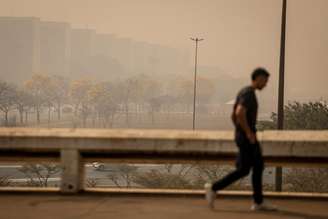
[0, 193, 327, 219]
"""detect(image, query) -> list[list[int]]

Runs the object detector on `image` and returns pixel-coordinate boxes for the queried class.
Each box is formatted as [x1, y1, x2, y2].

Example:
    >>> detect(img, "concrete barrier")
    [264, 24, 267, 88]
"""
[0, 128, 328, 193]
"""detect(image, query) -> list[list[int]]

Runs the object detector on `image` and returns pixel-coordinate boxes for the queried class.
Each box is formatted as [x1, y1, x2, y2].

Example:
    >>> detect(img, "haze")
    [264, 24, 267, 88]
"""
[0, 0, 327, 105]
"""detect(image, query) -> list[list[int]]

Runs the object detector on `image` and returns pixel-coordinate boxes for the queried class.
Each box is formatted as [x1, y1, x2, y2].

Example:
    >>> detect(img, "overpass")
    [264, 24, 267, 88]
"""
[0, 128, 328, 219]
[0, 128, 328, 193]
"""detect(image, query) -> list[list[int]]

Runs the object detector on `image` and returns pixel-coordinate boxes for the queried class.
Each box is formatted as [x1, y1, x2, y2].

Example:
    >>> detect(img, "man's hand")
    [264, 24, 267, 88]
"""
[246, 131, 257, 144]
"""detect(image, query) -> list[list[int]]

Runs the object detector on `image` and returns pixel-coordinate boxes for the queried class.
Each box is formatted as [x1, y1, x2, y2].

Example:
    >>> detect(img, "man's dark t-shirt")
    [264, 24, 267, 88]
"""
[232, 86, 258, 133]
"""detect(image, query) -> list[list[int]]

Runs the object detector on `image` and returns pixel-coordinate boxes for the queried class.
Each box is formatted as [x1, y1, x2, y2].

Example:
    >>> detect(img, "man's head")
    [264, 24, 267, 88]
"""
[251, 68, 270, 90]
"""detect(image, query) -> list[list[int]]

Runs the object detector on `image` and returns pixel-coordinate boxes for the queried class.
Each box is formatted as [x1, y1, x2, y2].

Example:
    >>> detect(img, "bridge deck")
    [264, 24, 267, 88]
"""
[1, 194, 327, 219]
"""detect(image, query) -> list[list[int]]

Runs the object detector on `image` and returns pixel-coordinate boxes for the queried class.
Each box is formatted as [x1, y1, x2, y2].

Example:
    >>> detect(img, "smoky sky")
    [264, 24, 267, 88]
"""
[0, 0, 327, 101]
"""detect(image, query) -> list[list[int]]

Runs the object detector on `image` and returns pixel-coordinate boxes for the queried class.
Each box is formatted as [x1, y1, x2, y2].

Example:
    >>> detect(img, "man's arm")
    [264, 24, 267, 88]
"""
[235, 104, 256, 144]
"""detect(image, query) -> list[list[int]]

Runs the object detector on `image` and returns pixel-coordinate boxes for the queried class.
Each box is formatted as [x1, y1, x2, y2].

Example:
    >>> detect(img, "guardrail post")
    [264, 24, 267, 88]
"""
[60, 149, 84, 193]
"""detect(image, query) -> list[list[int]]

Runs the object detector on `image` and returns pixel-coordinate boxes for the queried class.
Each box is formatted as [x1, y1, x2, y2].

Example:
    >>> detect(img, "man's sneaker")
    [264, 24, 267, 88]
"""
[204, 183, 216, 209]
[251, 202, 278, 211]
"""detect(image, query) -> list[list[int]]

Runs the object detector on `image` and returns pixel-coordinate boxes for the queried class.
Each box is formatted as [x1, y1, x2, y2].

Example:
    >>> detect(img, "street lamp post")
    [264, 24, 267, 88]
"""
[276, 0, 287, 192]
[190, 37, 204, 130]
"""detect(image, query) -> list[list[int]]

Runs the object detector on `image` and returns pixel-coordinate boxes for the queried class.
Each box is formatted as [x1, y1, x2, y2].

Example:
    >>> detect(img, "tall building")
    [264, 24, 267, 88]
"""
[39, 21, 71, 77]
[131, 41, 149, 75]
[91, 33, 125, 80]
[109, 37, 134, 74]
[0, 16, 190, 83]
[92, 33, 114, 57]
[0, 17, 40, 83]
[70, 28, 95, 79]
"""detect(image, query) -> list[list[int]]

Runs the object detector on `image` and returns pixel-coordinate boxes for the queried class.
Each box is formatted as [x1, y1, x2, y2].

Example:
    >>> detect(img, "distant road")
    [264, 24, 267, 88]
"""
[0, 164, 276, 187]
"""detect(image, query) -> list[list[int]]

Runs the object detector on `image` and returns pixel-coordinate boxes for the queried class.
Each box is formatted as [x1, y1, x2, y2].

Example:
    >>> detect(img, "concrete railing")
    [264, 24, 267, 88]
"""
[0, 128, 328, 193]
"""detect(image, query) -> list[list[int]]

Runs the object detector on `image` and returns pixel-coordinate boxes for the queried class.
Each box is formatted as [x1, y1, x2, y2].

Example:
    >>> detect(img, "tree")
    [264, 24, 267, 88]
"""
[24, 74, 51, 124]
[258, 101, 328, 130]
[107, 164, 139, 188]
[88, 82, 118, 128]
[14, 89, 34, 125]
[18, 164, 61, 187]
[176, 80, 194, 112]
[0, 81, 17, 126]
[112, 79, 138, 127]
[50, 75, 69, 121]
[132, 164, 195, 189]
[258, 101, 328, 192]
[85, 178, 98, 188]
[69, 80, 93, 127]
[0, 175, 11, 187]
[190, 164, 245, 189]
[148, 97, 162, 125]
[140, 79, 163, 125]
[284, 168, 328, 192]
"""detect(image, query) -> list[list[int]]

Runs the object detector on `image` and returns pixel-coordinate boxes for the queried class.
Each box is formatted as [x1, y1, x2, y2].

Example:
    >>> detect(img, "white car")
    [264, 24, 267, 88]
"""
[91, 162, 105, 171]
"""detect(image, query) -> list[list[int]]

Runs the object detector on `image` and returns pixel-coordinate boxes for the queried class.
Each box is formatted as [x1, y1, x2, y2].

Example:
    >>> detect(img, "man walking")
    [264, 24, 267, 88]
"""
[205, 68, 277, 211]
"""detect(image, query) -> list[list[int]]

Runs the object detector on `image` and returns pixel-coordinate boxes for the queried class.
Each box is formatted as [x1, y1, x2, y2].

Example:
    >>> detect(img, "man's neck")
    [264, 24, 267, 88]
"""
[250, 83, 257, 90]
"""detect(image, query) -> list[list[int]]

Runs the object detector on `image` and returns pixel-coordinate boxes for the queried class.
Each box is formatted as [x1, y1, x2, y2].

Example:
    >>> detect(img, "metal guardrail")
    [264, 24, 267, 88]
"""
[0, 128, 328, 193]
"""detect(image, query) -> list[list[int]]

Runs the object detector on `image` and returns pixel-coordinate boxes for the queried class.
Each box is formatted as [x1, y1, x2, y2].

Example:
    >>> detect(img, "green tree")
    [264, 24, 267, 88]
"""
[258, 101, 328, 130]
[258, 101, 328, 192]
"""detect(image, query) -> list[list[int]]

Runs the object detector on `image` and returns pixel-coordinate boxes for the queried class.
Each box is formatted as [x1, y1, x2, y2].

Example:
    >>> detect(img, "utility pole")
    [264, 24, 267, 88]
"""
[190, 37, 204, 130]
[276, 0, 287, 192]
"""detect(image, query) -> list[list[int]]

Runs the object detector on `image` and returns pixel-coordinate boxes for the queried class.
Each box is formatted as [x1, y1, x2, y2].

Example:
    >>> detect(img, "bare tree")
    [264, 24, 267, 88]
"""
[107, 164, 138, 188]
[88, 82, 117, 128]
[148, 97, 162, 125]
[0, 175, 11, 187]
[18, 164, 61, 187]
[50, 75, 69, 121]
[85, 178, 98, 188]
[0, 81, 17, 126]
[132, 164, 195, 189]
[284, 168, 328, 192]
[69, 80, 92, 127]
[24, 74, 51, 124]
[14, 89, 34, 125]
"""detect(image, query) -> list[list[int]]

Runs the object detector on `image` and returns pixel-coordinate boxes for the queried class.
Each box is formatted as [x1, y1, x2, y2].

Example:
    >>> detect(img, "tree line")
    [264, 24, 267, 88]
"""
[0, 73, 216, 127]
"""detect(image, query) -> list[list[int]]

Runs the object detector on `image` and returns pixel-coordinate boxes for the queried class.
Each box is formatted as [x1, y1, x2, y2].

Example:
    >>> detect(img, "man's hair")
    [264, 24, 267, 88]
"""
[251, 68, 270, 81]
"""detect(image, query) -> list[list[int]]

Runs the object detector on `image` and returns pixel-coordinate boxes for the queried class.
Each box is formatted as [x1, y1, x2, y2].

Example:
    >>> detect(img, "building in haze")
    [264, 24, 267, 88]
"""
[0, 16, 190, 83]
[0, 17, 40, 83]
[90, 33, 125, 80]
[39, 21, 71, 77]
[70, 28, 96, 79]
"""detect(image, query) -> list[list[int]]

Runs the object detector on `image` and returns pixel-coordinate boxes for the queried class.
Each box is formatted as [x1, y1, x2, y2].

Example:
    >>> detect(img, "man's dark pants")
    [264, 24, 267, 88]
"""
[211, 131, 264, 204]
